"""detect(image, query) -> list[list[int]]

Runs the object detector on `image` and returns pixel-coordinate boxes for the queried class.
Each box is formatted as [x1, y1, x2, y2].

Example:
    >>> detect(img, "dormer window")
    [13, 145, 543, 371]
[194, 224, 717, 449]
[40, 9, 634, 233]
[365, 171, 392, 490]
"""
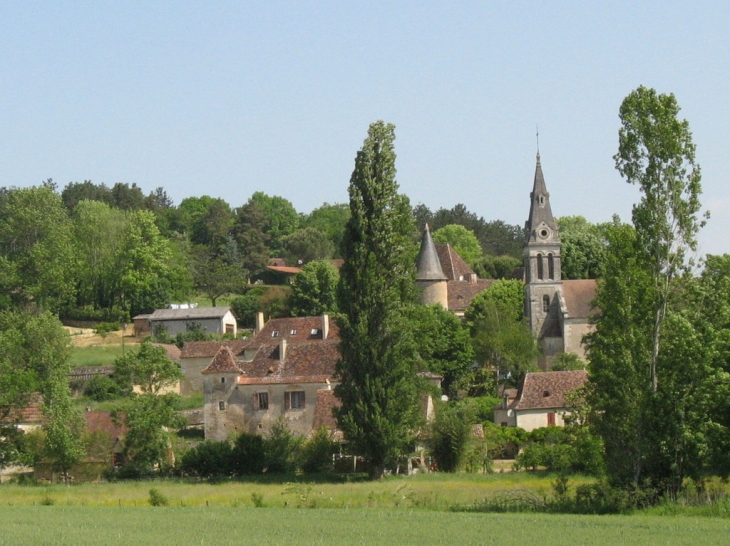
[290, 329, 297, 335]
[311, 328, 320, 335]
[271, 331, 280, 338]
[543, 390, 550, 398]
[538, 195, 545, 207]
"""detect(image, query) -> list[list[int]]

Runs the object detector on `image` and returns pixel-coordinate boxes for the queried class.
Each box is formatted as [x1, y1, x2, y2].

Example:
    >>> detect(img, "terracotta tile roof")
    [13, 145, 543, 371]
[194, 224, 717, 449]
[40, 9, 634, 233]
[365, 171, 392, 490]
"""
[152, 343, 182, 362]
[251, 315, 339, 347]
[180, 340, 249, 359]
[84, 411, 128, 439]
[312, 389, 341, 432]
[237, 340, 339, 385]
[447, 279, 495, 311]
[149, 306, 232, 321]
[562, 279, 597, 319]
[2, 395, 44, 424]
[267, 265, 301, 275]
[201, 346, 243, 374]
[513, 370, 588, 411]
[435, 243, 476, 281]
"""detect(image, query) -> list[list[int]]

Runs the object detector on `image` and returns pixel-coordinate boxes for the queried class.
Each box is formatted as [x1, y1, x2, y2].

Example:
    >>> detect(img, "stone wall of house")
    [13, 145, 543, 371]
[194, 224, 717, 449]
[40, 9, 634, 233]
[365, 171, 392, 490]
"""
[515, 408, 568, 432]
[203, 372, 246, 441]
[562, 318, 591, 361]
[203, 379, 335, 440]
[180, 357, 212, 395]
[417, 279, 448, 308]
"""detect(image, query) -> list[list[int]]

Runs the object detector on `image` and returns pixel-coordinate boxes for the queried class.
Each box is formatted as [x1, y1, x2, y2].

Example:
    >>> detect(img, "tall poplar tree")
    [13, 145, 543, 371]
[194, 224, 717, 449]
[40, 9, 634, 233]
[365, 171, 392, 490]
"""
[588, 87, 711, 497]
[335, 121, 421, 479]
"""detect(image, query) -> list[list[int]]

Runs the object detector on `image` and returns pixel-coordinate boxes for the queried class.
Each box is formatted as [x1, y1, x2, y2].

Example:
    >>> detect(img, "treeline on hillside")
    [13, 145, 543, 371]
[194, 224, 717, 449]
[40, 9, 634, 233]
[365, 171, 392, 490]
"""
[0, 179, 537, 322]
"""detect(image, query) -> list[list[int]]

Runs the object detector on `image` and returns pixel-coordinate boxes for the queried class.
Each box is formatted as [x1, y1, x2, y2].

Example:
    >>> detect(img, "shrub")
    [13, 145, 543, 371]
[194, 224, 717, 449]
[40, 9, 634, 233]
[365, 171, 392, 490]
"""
[427, 402, 475, 472]
[264, 418, 303, 473]
[301, 427, 338, 473]
[148, 488, 169, 507]
[84, 374, 122, 401]
[179, 440, 234, 478]
[231, 433, 266, 475]
[94, 322, 121, 336]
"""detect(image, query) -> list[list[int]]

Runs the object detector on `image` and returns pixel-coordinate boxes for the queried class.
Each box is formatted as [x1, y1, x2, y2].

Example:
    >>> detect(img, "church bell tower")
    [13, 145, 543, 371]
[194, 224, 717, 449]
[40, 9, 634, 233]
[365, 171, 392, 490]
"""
[524, 153, 563, 366]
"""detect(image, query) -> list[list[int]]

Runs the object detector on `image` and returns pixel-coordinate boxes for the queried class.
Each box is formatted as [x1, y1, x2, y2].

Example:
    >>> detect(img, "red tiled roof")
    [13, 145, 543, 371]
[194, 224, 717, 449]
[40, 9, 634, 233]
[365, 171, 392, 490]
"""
[447, 279, 495, 311]
[236, 340, 339, 385]
[251, 316, 339, 347]
[2, 396, 44, 424]
[201, 346, 243, 374]
[267, 265, 301, 275]
[435, 243, 475, 281]
[180, 340, 249, 359]
[152, 343, 182, 362]
[562, 279, 598, 319]
[513, 370, 588, 411]
[84, 411, 128, 439]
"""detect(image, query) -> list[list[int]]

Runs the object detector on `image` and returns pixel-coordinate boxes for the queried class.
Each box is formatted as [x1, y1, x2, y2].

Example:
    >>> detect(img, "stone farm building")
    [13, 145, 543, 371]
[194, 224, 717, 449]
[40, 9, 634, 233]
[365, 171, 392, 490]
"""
[138, 306, 238, 338]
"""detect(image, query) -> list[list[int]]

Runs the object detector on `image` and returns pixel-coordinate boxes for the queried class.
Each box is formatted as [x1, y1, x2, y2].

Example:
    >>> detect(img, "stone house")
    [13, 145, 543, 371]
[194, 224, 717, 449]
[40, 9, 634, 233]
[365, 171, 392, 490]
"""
[145, 306, 238, 338]
[493, 370, 588, 432]
[202, 315, 339, 440]
[179, 340, 250, 395]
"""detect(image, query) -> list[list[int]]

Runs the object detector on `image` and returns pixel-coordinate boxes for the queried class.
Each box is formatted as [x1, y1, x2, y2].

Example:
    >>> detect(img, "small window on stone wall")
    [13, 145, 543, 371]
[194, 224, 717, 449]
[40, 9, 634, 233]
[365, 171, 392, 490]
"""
[221, 377, 226, 383]
[542, 295, 550, 313]
[218, 401, 225, 411]
[285, 390, 305, 410]
[254, 392, 269, 410]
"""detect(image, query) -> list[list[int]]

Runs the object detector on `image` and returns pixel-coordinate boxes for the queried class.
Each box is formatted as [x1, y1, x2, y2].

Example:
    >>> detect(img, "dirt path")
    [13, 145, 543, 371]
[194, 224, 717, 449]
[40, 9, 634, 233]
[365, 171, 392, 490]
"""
[65, 325, 142, 348]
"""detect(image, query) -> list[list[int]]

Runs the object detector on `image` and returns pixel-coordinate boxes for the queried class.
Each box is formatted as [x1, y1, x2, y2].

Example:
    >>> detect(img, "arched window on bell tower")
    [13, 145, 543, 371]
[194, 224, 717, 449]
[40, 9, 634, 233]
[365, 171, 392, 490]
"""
[542, 294, 550, 313]
[548, 253, 555, 280]
[536, 253, 544, 280]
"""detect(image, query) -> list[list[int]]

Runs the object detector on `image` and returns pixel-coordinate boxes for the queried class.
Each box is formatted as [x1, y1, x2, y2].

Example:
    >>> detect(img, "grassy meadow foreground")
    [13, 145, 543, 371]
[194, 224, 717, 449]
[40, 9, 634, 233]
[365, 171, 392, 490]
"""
[2, 474, 730, 545]
[2, 507, 729, 546]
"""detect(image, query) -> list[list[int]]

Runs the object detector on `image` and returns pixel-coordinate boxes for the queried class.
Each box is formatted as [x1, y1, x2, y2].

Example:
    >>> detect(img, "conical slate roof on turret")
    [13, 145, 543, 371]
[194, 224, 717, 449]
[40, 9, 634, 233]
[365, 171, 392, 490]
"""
[525, 153, 559, 243]
[416, 224, 448, 281]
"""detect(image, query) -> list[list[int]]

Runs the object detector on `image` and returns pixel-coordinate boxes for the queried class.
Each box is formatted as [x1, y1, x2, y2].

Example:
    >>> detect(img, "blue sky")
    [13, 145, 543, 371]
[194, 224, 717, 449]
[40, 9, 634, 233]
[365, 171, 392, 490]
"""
[1, 2, 728, 256]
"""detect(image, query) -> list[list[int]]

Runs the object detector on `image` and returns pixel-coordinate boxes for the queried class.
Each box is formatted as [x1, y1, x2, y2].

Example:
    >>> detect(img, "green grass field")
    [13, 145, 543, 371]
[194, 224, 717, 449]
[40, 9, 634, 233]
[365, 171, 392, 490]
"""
[69, 345, 130, 368]
[0, 507, 728, 545]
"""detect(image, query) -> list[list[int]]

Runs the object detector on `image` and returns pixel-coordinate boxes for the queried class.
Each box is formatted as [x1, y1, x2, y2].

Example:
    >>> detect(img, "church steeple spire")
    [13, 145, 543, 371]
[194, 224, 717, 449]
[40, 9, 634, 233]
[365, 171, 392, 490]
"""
[525, 152, 559, 244]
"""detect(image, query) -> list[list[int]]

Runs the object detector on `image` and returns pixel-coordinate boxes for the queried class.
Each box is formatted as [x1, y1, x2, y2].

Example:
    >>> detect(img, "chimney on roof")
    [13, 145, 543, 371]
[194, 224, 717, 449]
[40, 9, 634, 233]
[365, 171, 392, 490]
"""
[255, 312, 265, 334]
[322, 314, 329, 340]
[280, 338, 287, 361]
[470, 273, 477, 284]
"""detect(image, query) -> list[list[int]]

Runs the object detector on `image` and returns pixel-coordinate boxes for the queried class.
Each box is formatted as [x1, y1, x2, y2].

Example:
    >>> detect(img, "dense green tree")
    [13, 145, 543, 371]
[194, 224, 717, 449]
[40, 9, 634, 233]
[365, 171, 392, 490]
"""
[432, 224, 483, 265]
[0, 312, 84, 478]
[465, 280, 537, 393]
[407, 304, 475, 399]
[551, 352, 586, 371]
[287, 260, 339, 317]
[471, 255, 521, 280]
[248, 192, 300, 253]
[113, 339, 184, 396]
[110, 182, 147, 211]
[280, 227, 335, 265]
[119, 210, 175, 316]
[302, 202, 350, 256]
[557, 216, 607, 279]
[117, 392, 186, 469]
[426, 401, 476, 472]
[588, 87, 710, 498]
[72, 200, 128, 310]
[335, 121, 423, 479]
[61, 180, 112, 210]
[232, 201, 271, 278]
[0, 185, 76, 312]
[615, 85, 706, 392]
[192, 245, 247, 307]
